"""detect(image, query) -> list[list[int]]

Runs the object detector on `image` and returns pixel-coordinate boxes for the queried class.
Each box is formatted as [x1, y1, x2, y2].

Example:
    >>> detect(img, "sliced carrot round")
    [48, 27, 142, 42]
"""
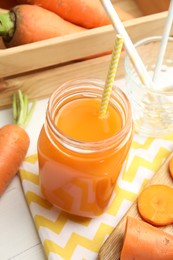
[137, 184, 173, 226]
[169, 157, 173, 179]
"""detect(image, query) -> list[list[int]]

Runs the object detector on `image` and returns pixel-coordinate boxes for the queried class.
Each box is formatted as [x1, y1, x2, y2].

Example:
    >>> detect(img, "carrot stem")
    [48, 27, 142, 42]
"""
[12, 92, 18, 124]
[17, 90, 25, 127]
[0, 12, 15, 39]
[24, 94, 29, 115]
[23, 99, 37, 129]
[12, 90, 37, 129]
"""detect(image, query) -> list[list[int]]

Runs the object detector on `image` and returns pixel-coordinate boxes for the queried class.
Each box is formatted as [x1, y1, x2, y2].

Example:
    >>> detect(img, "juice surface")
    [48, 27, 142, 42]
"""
[55, 98, 122, 142]
[38, 97, 133, 217]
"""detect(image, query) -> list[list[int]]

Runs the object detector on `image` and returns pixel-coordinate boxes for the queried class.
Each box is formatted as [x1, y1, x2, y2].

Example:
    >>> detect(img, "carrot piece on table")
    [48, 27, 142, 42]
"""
[16, 0, 111, 29]
[120, 216, 173, 260]
[0, 90, 36, 196]
[137, 184, 173, 226]
[169, 156, 173, 179]
[0, 4, 85, 48]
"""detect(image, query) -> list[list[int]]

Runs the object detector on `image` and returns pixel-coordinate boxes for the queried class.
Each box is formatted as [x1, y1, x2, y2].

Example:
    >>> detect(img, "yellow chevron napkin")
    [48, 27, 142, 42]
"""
[19, 131, 173, 260]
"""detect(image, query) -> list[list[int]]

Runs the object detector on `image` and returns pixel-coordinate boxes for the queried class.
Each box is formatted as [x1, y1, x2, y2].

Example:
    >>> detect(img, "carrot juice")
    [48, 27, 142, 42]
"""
[37, 79, 133, 217]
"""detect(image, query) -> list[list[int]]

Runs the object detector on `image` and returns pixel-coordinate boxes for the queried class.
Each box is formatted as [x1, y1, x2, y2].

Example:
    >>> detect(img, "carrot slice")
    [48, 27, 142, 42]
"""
[137, 184, 173, 226]
[120, 216, 173, 260]
[169, 156, 173, 179]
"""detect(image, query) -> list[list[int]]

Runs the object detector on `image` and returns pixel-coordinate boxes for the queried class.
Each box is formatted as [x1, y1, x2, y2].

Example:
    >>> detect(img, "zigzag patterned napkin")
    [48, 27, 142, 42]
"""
[19, 131, 173, 260]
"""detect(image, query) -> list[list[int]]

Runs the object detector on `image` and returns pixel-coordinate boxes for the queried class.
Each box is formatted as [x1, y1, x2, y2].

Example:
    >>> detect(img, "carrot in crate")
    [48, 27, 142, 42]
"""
[16, 0, 134, 28]
[0, 90, 36, 195]
[0, 4, 85, 48]
[16, 0, 110, 28]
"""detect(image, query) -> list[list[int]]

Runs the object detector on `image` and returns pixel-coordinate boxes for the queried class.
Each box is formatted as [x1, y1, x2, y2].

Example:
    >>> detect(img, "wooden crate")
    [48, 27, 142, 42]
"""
[0, 0, 171, 109]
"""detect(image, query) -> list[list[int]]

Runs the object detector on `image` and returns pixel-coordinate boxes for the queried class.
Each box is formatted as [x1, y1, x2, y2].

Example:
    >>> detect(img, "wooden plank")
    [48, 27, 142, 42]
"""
[0, 53, 122, 109]
[98, 151, 173, 260]
[135, 0, 170, 15]
[0, 175, 46, 260]
[114, 0, 143, 17]
[0, 108, 47, 260]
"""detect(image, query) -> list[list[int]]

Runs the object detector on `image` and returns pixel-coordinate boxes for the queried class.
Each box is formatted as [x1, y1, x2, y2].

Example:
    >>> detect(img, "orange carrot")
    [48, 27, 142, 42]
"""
[169, 156, 173, 179]
[0, 90, 36, 195]
[0, 125, 29, 194]
[0, 4, 85, 48]
[137, 184, 173, 226]
[120, 216, 173, 260]
[16, 0, 135, 28]
[16, 0, 111, 29]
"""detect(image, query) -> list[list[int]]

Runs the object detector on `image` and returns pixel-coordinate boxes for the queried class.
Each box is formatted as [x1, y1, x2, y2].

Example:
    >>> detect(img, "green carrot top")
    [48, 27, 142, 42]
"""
[0, 11, 15, 40]
[13, 90, 37, 129]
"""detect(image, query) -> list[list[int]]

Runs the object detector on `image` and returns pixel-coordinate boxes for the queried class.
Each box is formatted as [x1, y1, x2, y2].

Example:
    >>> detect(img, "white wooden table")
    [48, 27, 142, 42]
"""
[0, 99, 48, 260]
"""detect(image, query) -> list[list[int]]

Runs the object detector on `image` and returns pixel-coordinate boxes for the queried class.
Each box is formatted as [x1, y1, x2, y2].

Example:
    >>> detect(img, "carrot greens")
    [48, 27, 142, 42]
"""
[13, 90, 36, 128]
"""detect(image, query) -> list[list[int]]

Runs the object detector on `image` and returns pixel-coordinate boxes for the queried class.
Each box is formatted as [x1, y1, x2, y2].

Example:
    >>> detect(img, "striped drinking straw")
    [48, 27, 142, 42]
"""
[99, 34, 124, 117]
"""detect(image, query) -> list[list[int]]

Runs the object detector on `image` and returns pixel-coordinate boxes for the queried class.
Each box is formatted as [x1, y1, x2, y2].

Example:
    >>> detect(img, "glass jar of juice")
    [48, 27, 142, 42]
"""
[37, 78, 133, 218]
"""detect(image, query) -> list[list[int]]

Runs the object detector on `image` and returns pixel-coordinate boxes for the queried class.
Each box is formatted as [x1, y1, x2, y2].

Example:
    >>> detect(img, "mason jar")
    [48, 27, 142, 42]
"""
[37, 78, 133, 218]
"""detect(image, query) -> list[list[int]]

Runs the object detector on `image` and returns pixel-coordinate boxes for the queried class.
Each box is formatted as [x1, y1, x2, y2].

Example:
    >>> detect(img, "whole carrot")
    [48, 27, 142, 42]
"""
[0, 4, 85, 48]
[0, 90, 36, 195]
[120, 216, 173, 260]
[16, 0, 111, 29]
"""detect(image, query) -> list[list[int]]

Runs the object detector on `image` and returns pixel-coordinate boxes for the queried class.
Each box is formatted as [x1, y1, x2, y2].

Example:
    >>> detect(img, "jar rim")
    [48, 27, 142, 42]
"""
[125, 36, 173, 96]
[46, 78, 133, 152]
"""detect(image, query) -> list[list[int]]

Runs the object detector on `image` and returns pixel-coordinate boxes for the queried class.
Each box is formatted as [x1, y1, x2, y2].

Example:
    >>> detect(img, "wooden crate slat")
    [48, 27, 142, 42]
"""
[0, 11, 170, 79]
